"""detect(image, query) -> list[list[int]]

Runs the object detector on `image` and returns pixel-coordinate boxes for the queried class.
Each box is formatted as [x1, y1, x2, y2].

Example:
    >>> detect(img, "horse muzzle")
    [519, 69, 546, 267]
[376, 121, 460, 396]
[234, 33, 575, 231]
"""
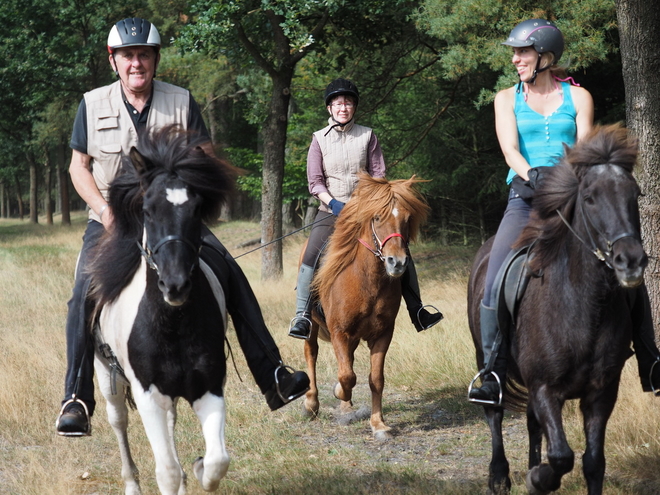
[384, 254, 409, 278]
[611, 237, 647, 289]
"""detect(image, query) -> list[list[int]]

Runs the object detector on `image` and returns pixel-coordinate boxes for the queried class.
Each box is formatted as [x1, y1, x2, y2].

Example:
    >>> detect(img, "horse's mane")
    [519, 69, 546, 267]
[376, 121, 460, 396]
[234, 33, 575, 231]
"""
[88, 125, 236, 306]
[314, 173, 429, 298]
[514, 123, 638, 270]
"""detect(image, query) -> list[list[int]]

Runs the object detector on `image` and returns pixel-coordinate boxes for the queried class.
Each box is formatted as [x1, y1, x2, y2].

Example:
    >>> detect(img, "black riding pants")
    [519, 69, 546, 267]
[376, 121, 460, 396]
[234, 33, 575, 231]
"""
[63, 220, 104, 416]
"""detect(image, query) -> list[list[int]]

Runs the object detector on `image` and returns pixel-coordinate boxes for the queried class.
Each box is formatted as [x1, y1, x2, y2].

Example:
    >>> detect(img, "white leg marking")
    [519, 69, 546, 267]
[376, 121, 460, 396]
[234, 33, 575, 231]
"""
[133, 385, 185, 495]
[192, 393, 230, 491]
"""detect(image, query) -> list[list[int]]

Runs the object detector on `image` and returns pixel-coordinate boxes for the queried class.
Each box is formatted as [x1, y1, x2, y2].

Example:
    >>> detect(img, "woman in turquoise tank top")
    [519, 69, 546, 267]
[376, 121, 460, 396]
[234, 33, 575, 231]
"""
[469, 19, 660, 404]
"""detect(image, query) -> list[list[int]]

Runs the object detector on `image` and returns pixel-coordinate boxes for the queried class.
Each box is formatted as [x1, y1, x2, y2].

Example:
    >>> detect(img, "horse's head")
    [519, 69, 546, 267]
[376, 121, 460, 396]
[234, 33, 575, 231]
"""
[578, 164, 646, 288]
[334, 174, 429, 279]
[128, 126, 235, 306]
[139, 170, 204, 305]
[521, 124, 646, 289]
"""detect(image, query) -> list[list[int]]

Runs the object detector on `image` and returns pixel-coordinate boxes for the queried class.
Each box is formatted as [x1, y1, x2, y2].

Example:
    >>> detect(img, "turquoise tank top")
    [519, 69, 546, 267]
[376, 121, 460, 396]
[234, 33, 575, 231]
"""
[506, 81, 577, 184]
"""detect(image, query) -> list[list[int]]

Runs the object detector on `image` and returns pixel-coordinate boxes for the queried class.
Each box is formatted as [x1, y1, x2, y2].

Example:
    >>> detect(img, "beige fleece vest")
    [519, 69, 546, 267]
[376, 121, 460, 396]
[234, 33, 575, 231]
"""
[313, 120, 373, 209]
[84, 80, 190, 221]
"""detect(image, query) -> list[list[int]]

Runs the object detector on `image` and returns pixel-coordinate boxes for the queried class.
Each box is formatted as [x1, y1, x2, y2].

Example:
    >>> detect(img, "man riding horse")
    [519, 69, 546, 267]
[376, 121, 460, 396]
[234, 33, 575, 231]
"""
[56, 17, 309, 436]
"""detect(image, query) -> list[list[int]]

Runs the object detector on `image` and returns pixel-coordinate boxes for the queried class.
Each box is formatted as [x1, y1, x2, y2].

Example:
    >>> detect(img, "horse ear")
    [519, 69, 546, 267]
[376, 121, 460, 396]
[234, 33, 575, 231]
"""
[129, 147, 150, 175]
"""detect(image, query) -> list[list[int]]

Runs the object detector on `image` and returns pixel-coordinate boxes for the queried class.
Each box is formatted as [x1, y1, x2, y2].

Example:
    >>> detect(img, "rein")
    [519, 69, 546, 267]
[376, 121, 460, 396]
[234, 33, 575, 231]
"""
[358, 219, 406, 261]
[556, 202, 639, 269]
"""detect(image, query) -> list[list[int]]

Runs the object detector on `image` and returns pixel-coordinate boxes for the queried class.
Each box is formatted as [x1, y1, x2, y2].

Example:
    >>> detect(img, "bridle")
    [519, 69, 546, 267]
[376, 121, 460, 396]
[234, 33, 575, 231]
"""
[556, 193, 640, 270]
[137, 232, 201, 275]
[358, 219, 406, 262]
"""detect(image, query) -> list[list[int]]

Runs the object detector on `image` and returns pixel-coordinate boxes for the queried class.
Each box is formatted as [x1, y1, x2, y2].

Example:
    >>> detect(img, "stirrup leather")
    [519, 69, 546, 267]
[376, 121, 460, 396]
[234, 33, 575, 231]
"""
[55, 395, 92, 437]
[467, 370, 503, 406]
[288, 314, 311, 340]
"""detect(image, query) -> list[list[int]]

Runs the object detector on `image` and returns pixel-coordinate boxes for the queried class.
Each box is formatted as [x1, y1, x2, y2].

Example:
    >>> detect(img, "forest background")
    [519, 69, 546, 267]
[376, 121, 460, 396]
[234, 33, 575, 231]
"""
[0, 0, 657, 284]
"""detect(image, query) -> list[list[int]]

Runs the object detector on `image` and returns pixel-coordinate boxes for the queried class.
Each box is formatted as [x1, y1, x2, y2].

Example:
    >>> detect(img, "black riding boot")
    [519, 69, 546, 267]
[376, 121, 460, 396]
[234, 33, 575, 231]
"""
[200, 230, 309, 410]
[401, 258, 443, 332]
[288, 263, 315, 340]
[468, 302, 507, 404]
[630, 285, 660, 394]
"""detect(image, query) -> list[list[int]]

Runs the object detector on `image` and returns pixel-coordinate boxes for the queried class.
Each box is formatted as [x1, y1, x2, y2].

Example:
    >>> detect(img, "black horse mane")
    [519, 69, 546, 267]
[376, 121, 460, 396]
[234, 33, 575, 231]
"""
[514, 124, 638, 270]
[88, 125, 236, 307]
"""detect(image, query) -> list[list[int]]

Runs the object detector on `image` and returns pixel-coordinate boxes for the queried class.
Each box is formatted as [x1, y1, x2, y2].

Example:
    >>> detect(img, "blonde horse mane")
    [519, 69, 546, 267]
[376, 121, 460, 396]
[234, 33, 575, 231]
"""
[313, 173, 429, 299]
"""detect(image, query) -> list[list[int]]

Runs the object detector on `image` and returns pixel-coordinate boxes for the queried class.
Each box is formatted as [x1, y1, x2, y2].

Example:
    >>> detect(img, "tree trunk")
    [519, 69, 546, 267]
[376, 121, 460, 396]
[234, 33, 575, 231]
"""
[616, 0, 660, 333]
[14, 174, 24, 220]
[58, 142, 71, 225]
[260, 74, 292, 280]
[44, 150, 53, 225]
[29, 154, 38, 224]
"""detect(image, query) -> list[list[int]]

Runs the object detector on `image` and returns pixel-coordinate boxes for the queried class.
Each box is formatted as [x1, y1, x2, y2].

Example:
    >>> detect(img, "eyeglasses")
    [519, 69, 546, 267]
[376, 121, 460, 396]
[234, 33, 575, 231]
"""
[331, 102, 354, 108]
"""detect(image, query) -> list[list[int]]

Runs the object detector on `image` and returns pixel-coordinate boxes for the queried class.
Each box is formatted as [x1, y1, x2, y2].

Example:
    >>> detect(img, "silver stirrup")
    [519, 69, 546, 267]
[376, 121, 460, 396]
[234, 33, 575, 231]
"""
[467, 370, 503, 406]
[288, 314, 311, 340]
[415, 304, 443, 330]
[55, 395, 92, 437]
[273, 364, 299, 403]
[651, 359, 660, 397]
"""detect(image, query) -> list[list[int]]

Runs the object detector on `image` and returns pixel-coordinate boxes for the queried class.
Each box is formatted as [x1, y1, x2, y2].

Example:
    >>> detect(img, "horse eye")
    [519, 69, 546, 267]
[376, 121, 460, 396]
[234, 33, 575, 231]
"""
[584, 196, 595, 205]
[374, 214, 381, 222]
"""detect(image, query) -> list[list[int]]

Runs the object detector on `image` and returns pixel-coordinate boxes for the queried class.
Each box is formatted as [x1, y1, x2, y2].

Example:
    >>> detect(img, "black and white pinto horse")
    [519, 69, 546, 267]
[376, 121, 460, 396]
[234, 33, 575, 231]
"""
[89, 126, 235, 495]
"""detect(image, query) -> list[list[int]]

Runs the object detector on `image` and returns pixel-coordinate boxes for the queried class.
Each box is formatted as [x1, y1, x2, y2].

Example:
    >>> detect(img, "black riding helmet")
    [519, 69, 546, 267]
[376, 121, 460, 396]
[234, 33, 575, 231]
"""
[503, 19, 564, 85]
[107, 17, 161, 54]
[324, 78, 360, 107]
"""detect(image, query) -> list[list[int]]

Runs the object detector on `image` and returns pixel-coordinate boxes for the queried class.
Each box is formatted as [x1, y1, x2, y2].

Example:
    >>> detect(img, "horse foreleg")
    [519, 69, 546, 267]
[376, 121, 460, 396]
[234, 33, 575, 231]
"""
[133, 386, 185, 495]
[331, 334, 359, 413]
[303, 324, 320, 418]
[94, 358, 142, 495]
[527, 404, 543, 469]
[166, 399, 187, 495]
[526, 390, 573, 495]
[368, 334, 393, 441]
[484, 405, 510, 495]
[580, 386, 618, 495]
[192, 393, 230, 492]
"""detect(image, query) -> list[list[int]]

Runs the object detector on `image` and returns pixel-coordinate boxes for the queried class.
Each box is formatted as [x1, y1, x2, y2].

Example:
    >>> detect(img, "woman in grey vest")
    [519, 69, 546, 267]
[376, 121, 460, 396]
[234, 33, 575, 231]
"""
[288, 78, 444, 339]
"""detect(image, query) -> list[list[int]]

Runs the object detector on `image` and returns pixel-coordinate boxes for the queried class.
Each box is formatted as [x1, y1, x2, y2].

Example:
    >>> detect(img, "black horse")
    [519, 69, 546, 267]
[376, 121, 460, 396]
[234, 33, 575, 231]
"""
[89, 125, 235, 494]
[468, 125, 647, 495]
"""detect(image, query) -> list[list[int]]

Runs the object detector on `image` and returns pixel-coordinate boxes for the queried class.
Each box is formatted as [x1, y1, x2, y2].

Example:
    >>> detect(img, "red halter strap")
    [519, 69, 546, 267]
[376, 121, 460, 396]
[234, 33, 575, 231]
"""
[358, 220, 406, 261]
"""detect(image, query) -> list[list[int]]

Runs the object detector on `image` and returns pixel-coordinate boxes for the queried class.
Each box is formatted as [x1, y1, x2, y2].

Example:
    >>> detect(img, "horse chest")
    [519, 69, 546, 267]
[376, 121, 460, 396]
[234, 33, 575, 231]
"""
[127, 281, 226, 403]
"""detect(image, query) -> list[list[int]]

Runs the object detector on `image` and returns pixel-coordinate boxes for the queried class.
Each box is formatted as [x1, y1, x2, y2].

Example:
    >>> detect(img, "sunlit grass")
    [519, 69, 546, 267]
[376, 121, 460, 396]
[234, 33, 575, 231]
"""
[0, 214, 658, 494]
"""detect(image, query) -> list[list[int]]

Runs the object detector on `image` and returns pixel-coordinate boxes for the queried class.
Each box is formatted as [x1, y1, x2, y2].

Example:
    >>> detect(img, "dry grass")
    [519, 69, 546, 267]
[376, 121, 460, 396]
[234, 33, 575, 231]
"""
[0, 214, 659, 494]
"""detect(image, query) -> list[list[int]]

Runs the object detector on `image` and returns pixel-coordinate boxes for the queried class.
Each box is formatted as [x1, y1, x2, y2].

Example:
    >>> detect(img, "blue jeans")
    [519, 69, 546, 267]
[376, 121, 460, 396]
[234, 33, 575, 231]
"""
[483, 190, 533, 308]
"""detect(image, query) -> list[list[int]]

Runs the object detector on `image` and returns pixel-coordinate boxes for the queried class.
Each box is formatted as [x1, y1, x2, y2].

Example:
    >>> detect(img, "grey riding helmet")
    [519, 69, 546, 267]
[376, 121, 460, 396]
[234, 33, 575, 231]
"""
[324, 78, 360, 107]
[502, 18, 564, 65]
[107, 17, 161, 53]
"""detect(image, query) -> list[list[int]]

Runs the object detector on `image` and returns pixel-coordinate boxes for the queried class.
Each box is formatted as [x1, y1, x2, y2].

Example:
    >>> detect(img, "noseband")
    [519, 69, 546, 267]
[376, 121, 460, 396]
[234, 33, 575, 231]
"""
[358, 219, 406, 261]
[137, 234, 201, 275]
[556, 199, 639, 269]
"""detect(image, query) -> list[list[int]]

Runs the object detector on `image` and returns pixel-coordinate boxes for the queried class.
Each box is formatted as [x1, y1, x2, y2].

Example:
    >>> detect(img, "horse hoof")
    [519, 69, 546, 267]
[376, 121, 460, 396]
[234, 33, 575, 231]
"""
[333, 382, 342, 400]
[373, 429, 392, 442]
[302, 399, 319, 419]
[525, 468, 549, 495]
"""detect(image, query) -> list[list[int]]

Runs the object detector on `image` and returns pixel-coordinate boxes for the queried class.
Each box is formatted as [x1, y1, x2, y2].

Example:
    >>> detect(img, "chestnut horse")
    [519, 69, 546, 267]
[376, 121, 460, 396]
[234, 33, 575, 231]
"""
[468, 125, 647, 494]
[302, 174, 429, 440]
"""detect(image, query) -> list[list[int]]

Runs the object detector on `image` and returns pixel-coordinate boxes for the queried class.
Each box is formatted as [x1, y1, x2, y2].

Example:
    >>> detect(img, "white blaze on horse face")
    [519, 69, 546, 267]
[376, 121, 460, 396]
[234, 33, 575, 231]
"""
[166, 187, 189, 205]
[392, 207, 399, 218]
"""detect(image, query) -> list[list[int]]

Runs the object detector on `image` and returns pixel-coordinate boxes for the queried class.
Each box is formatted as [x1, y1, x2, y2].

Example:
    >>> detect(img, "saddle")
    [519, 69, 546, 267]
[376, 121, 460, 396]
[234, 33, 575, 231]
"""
[491, 244, 535, 340]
